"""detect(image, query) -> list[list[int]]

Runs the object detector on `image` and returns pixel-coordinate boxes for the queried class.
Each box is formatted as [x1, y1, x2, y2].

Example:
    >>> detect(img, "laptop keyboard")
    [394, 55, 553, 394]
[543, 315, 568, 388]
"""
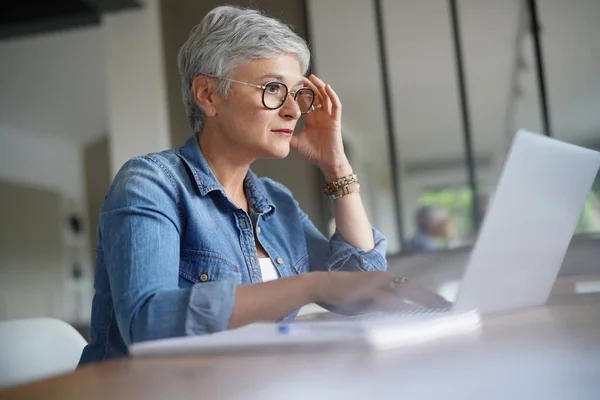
[331, 308, 451, 322]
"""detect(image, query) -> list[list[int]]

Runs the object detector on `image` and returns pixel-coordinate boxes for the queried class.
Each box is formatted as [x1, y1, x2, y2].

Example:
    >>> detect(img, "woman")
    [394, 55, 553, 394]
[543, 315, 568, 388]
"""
[79, 5, 448, 365]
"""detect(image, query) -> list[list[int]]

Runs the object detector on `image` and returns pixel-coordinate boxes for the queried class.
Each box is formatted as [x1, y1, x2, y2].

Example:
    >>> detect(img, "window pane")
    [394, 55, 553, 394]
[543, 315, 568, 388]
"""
[460, 0, 541, 241]
[308, 0, 401, 252]
[539, 0, 600, 235]
[382, 0, 471, 252]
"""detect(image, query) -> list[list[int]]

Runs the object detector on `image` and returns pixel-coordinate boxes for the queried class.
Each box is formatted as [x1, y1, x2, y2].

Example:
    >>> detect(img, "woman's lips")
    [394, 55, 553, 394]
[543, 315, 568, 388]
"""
[271, 129, 293, 136]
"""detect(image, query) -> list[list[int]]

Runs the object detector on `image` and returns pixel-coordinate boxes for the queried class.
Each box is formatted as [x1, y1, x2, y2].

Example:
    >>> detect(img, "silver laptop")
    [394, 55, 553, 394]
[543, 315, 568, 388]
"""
[346, 130, 600, 320]
[450, 130, 600, 314]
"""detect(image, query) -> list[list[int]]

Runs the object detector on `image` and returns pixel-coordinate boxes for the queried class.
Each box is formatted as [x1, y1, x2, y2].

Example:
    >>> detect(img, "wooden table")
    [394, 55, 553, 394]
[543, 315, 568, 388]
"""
[2, 293, 600, 400]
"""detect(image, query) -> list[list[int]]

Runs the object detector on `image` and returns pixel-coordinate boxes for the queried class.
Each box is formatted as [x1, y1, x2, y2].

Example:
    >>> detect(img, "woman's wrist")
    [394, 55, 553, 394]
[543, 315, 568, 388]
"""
[321, 159, 353, 183]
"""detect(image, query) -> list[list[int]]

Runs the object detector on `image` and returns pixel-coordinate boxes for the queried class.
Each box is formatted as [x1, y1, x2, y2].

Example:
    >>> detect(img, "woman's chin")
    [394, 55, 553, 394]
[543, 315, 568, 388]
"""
[263, 142, 291, 159]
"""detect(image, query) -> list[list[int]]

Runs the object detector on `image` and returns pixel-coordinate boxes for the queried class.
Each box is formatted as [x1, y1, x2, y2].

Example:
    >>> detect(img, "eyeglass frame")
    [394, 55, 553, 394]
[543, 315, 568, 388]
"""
[211, 77, 316, 114]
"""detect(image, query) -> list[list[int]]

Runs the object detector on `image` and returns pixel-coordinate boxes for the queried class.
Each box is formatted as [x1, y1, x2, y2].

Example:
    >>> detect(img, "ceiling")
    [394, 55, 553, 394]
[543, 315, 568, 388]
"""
[0, 0, 139, 40]
[0, 0, 139, 145]
[0, 26, 107, 144]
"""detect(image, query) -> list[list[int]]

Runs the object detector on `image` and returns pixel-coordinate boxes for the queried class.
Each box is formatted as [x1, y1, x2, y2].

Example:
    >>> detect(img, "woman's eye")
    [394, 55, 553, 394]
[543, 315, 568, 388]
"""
[265, 83, 282, 95]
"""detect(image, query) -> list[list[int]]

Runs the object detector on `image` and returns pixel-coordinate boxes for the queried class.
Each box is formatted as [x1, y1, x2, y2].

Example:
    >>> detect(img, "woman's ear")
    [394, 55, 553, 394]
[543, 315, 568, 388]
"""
[192, 75, 219, 117]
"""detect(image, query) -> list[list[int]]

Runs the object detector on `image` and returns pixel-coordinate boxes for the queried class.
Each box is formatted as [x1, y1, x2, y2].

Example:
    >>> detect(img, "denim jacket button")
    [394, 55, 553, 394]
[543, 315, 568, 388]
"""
[256, 227, 261, 234]
[276, 257, 283, 265]
[199, 273, 208, 282]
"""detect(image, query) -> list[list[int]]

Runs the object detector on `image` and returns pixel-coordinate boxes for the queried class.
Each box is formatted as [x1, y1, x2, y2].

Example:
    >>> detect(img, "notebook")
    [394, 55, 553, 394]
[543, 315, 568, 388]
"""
[129, 311, 481, 356]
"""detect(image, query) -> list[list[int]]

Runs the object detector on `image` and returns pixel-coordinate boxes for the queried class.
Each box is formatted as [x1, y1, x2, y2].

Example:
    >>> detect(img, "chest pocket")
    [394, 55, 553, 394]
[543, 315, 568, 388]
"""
[292, 253, 310, 275]
[179, 250, 240, 288]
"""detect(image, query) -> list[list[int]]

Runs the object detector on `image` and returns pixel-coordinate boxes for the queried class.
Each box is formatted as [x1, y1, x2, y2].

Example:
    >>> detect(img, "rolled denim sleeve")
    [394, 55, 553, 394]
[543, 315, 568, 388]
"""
[101, 156, 235, 345]
[298, 205, 388, 273]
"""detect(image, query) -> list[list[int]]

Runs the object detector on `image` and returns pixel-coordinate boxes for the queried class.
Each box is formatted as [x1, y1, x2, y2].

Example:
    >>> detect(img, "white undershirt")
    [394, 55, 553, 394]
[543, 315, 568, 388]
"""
[259, 258, 280, 282]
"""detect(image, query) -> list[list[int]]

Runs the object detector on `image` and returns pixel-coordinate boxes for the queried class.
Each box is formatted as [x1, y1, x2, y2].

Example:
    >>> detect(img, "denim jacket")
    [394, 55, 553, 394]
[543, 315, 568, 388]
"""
[79, 136, 388, 365]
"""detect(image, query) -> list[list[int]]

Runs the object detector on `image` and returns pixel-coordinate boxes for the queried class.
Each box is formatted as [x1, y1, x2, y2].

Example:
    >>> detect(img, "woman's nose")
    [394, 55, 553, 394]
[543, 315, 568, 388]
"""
[279, 93, 301, 119]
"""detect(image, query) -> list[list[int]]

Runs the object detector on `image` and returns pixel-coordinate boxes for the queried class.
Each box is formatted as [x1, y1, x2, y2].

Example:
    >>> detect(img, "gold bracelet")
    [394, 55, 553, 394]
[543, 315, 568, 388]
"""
[327, 182, 360, 200]
[323, 173, 358, 196]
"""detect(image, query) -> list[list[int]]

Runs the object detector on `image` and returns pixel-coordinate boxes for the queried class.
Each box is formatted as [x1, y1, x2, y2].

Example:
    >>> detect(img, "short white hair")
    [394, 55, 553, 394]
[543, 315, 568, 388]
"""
[178, 5, 311, 134]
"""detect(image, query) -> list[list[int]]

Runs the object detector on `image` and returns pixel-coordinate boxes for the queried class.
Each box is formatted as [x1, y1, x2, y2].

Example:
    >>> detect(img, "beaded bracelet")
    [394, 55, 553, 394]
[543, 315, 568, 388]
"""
[327, 182, 360, 200]
[323, 174, 360, 200]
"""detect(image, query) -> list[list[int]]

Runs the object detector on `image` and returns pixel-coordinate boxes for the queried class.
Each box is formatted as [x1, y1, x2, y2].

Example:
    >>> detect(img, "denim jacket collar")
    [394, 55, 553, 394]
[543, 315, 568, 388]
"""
[177, 135, 275, 216]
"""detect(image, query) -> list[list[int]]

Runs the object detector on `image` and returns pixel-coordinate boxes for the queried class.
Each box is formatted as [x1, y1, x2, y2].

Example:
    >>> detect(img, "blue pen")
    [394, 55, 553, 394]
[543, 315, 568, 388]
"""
[277, 323, 362, 335]
[278, 324, 293, 334]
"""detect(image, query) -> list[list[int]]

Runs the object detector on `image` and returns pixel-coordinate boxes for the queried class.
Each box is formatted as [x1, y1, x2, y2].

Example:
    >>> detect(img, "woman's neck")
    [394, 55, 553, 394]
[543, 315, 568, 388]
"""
[198, 130, 251, 208]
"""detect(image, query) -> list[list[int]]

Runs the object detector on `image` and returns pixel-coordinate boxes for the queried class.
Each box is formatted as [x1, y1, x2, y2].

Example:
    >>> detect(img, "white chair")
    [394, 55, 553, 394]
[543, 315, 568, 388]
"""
[0, 318, 87, 388]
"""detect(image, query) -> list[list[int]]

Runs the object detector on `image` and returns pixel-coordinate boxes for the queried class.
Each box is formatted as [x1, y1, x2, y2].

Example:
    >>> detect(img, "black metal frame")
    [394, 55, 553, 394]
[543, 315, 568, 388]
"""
[374, 0, 406, 248]
[448, 0, 481, 231]
[258, 82, 315, 114]
[302, 0, 333, 235]
[526, 0, 552, 137]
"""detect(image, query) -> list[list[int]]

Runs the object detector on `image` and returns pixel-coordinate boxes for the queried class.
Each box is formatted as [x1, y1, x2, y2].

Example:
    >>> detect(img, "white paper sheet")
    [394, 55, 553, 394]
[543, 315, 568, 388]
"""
[129, 311, 481, 357]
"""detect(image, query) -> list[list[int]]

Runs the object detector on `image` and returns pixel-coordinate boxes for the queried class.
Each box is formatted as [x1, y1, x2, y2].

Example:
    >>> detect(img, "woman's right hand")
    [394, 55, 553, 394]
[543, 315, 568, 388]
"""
[310, 271, 451, 314]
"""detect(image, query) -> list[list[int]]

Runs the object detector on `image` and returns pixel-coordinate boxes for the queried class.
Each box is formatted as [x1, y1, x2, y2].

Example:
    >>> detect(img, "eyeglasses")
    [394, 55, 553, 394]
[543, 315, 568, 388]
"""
[215, 77, 315, 114]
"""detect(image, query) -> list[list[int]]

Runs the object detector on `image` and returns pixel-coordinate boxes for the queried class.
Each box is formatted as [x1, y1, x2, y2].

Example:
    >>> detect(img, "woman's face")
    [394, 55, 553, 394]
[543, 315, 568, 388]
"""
[213, 54, 305, 160]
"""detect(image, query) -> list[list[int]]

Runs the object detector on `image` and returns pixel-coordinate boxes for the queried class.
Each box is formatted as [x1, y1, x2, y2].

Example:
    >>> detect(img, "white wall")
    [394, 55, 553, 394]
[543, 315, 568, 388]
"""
[102, 0, 171, 176]
[0, 129, 93, 323]
[0, 129, 84, 198]
[0, 181, 64, 321]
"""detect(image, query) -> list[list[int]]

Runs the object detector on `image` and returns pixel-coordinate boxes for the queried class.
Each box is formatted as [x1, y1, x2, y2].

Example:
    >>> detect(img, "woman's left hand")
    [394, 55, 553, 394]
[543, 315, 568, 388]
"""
[291, 74, 351, 181]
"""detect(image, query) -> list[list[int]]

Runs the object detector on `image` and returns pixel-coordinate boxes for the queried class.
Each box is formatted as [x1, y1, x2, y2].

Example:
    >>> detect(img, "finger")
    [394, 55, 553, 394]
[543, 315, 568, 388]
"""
[313, 77, 332, 114]
[400, 284, 452, 309]
[384, 276, 448, 308]
[372, 292, 418, 312]
[310, 75, 332, 113]
[289, 135, 299, 150]
[302, 77, 322, 115]
[418, 286, 453, 308]
[324, 84, 342, 120]
[302, 76, 320, 99]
